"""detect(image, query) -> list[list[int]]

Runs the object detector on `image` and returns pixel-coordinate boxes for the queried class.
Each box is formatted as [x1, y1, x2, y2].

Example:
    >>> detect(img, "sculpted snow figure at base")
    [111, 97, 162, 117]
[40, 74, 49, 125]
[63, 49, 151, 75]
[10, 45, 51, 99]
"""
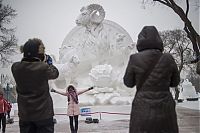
[179, 79, 198, 100]
[51, 4, 134, 106]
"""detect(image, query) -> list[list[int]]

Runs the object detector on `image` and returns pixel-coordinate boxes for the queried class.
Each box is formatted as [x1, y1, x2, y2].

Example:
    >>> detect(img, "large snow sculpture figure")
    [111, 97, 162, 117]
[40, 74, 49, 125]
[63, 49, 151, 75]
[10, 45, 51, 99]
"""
[60, 4, 134, 62]
[52, 4, 135, 106]
[75, 4, 133, 64]
[75, 4, 107, 61]
[59, 4, 134, 87]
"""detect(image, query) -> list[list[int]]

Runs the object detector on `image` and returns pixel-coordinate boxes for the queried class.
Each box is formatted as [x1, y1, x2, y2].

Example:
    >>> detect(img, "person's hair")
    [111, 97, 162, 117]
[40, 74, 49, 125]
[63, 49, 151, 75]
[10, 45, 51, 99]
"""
[21, 38, 45, 61]
[67, 85, 75, 92]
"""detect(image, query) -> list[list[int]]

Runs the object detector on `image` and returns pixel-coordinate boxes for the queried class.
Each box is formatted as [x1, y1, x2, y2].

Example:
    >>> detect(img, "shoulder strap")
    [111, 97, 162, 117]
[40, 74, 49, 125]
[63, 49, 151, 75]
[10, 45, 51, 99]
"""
[137, 53, 163, 90]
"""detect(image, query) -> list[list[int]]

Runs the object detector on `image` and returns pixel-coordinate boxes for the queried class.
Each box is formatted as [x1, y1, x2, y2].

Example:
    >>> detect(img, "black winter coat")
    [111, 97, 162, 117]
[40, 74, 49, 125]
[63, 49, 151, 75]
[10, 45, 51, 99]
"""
[124, 26, 180, 133]
[11, 59, 59, 121]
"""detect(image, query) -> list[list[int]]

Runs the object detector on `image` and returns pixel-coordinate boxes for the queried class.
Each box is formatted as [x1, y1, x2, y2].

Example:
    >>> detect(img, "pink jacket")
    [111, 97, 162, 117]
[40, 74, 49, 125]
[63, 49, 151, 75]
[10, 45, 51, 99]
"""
[67, 89, 89, 116]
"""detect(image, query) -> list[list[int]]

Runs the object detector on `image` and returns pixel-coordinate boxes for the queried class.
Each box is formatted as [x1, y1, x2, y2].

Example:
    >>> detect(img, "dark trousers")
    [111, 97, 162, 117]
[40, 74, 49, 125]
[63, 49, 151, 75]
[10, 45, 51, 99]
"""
[7, 110, 11, 119]
[19, 117, 54, 133]
[69, 115, 78, 133]
[0, 113, 6, 132]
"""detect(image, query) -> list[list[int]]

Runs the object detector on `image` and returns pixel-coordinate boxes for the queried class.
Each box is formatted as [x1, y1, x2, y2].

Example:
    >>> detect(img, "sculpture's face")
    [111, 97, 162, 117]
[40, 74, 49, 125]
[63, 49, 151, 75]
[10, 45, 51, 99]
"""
[76, 8, 90, 26]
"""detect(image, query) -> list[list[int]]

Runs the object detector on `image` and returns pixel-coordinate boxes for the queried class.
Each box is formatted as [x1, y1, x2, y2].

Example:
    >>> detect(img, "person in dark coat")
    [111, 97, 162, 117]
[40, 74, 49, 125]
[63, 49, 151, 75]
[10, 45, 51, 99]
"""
[11, 38, 59, 133]
[123, 26, 180, 133]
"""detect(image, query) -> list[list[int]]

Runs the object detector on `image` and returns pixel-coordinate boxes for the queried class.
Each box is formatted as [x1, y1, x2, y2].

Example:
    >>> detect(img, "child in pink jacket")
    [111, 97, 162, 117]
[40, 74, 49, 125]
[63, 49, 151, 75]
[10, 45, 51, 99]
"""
[51, 85, 93, 133]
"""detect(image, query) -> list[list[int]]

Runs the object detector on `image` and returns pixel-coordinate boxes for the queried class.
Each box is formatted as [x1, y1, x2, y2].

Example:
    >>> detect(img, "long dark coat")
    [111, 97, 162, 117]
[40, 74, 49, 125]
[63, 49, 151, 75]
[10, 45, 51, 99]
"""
[124, 26, 180, 133]
[11, 59, 59, 121]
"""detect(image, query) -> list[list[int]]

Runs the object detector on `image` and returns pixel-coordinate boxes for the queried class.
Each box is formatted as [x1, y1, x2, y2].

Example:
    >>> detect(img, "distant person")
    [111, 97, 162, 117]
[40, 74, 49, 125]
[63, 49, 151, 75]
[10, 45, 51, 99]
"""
[6, 101, 12, 119]
[11, 38, 59, 133]
[51, 85, 94, 133]
[0, 90, 8, 133]
[123, 26, 180, 133]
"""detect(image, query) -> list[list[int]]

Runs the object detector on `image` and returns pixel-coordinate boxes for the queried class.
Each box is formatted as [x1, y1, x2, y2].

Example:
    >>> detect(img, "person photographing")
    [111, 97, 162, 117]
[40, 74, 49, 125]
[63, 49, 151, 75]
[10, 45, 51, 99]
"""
[51, 85, 94, 133]
[11, 38, 59, 133]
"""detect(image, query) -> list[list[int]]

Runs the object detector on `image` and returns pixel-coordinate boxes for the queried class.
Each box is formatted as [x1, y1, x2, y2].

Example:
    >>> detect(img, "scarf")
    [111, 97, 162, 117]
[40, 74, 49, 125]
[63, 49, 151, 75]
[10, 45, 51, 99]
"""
[68, 90, 79, 104]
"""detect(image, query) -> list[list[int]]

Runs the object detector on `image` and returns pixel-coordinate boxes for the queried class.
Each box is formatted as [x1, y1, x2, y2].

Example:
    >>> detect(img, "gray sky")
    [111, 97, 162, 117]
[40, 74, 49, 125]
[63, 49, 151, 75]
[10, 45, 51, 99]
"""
[4, 0, 199, 60]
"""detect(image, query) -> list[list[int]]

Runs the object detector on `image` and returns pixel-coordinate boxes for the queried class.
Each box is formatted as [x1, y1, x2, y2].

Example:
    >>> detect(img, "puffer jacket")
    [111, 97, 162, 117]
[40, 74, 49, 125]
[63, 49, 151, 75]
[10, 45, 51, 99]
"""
[67, 89, 90, 116]
[11, 59, 59, 121]
[123, 26, 180, 133]
[67, 94, 80, 116]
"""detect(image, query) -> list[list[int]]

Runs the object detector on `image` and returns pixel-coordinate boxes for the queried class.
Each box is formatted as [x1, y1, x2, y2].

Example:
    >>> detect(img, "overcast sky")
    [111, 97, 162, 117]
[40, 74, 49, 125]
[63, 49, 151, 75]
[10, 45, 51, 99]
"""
[4, 0, 199, 60]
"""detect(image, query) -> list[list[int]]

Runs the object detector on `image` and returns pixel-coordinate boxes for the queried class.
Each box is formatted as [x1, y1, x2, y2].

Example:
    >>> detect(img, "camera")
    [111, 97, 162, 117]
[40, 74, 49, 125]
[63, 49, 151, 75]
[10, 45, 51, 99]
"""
[44, 54, 53, 65]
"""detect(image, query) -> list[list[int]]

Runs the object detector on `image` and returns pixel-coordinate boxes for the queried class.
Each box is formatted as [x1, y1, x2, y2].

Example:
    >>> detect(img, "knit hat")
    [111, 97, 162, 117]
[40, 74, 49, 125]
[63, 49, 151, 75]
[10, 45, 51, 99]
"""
[136, 26, 163, 52]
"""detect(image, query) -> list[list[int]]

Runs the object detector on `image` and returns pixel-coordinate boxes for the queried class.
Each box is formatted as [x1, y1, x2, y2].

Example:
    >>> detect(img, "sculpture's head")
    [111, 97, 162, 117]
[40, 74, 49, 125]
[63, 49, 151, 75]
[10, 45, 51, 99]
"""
[76, 4, 105, 27]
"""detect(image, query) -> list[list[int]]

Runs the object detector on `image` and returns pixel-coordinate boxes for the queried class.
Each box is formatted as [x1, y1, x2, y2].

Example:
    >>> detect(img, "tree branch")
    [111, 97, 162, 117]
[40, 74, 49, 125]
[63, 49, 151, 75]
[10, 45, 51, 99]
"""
[185, 0, 189, 17]
[153, 0, 172, 7]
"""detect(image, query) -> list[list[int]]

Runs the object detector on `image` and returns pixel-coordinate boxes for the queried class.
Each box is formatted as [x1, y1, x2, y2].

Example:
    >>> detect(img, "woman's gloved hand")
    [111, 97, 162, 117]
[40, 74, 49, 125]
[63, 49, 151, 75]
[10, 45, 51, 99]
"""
[88, 86, 94, 90]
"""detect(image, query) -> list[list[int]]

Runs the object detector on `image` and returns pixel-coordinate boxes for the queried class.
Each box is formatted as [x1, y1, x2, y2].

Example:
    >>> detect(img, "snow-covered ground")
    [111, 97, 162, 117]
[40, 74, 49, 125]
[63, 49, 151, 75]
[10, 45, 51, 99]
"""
[11, 98, 199, 123]
[176, 99, 200, 110]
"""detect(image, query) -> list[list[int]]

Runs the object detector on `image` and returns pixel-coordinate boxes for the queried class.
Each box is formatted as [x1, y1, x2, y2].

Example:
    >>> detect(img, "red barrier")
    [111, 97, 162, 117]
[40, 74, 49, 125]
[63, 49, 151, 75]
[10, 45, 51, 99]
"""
[55, 111, 130, 116]
[55, 111, 130, 120]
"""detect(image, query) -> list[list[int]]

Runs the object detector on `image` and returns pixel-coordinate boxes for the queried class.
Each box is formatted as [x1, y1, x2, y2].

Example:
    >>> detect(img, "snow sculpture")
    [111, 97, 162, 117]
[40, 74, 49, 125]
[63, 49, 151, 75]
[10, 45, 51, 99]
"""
[75, 4, 108, 61]
[50, 55, 80, 89]
[60, 4, 134, 64]
[89, 64, 113, 87]
[52, 4, 135, 106]
[59, 3, 134, 85]
[180, 79, 198, 100]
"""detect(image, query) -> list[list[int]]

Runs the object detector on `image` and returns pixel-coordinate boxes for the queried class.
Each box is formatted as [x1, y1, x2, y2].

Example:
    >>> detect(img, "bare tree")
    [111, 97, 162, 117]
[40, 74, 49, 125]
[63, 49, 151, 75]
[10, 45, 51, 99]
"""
[160, 29, 194, 100]
[142, 0, 200, 61]
[161, 29, 194, 73]
[0, 0, 17, 66]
